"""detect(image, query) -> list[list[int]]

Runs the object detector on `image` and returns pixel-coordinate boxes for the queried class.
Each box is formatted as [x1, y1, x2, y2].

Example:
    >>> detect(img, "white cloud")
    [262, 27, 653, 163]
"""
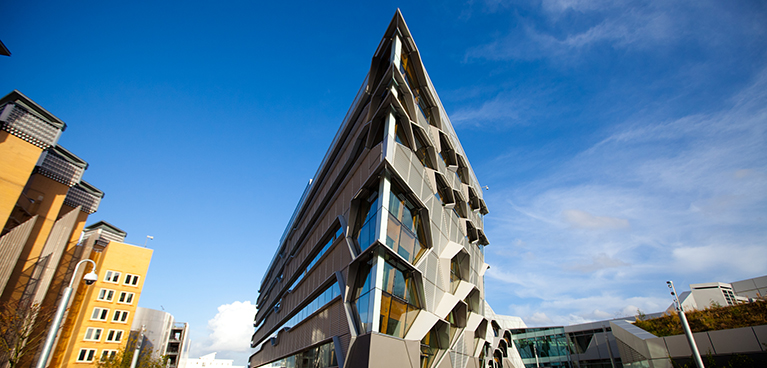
[468, 0, 765, 64]
[672, 244, 767, 275]
[192, 301, 257, 362]
[562, 209, 630, 230]
[482, 66, 767, 326]
[528, 312, 552, 324]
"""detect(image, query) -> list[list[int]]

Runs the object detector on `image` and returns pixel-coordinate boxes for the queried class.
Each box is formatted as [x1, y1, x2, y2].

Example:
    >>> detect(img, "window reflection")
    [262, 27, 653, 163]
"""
[355, 191, 379, 252]
[386, 185, 427, 265]
[420, 324, 448, 368]
[352, 258, 377, 333]
[379, 260, 420, 338]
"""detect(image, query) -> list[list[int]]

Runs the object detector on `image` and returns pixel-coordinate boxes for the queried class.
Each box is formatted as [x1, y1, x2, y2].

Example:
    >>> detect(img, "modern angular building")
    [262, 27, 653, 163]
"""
[249, 11, 519, 368]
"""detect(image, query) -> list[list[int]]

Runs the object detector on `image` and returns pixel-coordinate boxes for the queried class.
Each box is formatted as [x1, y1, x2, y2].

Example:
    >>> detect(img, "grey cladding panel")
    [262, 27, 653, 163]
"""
[1, 103, 61, 149]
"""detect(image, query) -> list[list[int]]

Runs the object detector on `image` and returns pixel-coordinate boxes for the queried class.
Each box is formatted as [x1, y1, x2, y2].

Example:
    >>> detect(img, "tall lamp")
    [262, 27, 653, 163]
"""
[667, 280, 704, 368]
[35, 259, 98, 368]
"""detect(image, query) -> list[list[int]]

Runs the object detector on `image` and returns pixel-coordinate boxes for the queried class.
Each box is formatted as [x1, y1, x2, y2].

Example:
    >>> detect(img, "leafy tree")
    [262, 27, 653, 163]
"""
[97, 336, 168, 368]
[0, 301, 54, 368]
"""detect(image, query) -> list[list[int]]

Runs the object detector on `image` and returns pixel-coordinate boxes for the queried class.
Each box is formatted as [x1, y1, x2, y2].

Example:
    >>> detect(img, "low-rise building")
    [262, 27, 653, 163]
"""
[187, 352, 244, 368]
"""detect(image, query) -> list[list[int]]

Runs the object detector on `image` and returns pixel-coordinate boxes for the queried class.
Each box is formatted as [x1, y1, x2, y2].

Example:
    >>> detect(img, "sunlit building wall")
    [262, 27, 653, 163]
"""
[51, 222, 153, 367]
[0, 90, 106, 367]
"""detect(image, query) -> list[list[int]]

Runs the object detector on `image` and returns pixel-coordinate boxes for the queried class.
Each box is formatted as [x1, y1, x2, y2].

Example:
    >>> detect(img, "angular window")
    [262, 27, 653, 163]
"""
[413, 128, 435, 169]
[354, 191, 380, 252]
[420, 323, 449, 368]
[394, 121, 411, 149]
[453, 192, 468, 218]
[379, 260, 420, 338]
[450, 257, 462, 293]
[386, 184, 428, 265]
[446, 304, 467, 343]
[351, 257, 377, 334]
[438, 133, 457, 168]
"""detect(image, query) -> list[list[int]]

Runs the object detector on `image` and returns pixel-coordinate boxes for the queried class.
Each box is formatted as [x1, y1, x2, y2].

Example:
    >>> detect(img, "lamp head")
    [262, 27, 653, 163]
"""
[84, 271, 98, 285]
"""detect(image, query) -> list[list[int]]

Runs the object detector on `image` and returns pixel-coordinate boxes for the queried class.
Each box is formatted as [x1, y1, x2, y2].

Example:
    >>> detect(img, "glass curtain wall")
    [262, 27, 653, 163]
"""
[386, 184, 427, 265]
[512, 327, 572, 368]
[355, 191, 379, 252]
[379, 259, 420, 338]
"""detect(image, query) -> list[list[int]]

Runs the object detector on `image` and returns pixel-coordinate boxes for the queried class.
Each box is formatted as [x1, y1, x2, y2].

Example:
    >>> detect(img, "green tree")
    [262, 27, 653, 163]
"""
[97, 336, 168, 368]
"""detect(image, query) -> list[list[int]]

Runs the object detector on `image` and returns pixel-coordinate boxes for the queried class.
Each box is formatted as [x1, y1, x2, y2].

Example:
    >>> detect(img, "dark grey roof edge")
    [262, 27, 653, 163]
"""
[77, 180, 105, 198]
[84, 220, 128, 238]
[0, 90, 67, 131]
[50, 145, 89, 170]
[0, 39, 10, 56]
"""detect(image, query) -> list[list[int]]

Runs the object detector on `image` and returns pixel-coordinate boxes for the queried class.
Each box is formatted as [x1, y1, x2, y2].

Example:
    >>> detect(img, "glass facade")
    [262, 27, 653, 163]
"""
[510, 326, 622, 368]
[256, 341, 337, 368]
[412, 129, 435, 169]
[513, 327, 571, 368]
[379, 260, 420, 338]
[449, 257, 461, 293]
[420, 324, 449, 368]
[386, 185, 427, 264]
[355, 191, 379, 252]
[351, 257, 377, 334]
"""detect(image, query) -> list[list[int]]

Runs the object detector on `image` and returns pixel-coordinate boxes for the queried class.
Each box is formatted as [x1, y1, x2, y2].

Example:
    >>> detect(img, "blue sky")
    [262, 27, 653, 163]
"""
[2, 0, 766, 364]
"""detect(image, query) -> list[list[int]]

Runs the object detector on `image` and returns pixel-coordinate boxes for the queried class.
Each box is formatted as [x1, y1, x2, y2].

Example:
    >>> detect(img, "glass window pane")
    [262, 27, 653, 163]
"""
[355, 291, 372, 333]
[398, 229, 416, 263]
[379, 293, 392, 334]
[386, 214, 401, 249]
[386, 298, 408, 338]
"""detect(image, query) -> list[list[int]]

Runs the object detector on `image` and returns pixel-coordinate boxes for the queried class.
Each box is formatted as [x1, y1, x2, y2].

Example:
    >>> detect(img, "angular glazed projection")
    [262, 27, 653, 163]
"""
[420, 321, 449, 368]
[385, 183, 428, 265]
[355, 190, 380, 252]
[379, 258, 420, 338]
[352, 255, 377, 334]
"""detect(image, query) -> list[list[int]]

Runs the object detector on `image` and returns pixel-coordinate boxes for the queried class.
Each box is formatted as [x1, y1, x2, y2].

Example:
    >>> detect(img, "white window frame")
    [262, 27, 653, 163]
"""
[112, 310, 129, 323]
[103, 270, 121, 283]
[91, 307, 109, 321]
[77, 348, 97, 362]
[97, 288, 115, 302]
[100, 349, 118, 362]
[83, 327, 103, 341]
[117, 291, 135, 304]
[124, 274, 140, 286]
[105, 329, 124, 343]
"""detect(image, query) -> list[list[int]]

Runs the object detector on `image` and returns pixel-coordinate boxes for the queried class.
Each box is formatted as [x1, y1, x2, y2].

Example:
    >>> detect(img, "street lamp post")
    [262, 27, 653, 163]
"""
[667, 281, 705, 368]
[35, 259, 98, 368]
